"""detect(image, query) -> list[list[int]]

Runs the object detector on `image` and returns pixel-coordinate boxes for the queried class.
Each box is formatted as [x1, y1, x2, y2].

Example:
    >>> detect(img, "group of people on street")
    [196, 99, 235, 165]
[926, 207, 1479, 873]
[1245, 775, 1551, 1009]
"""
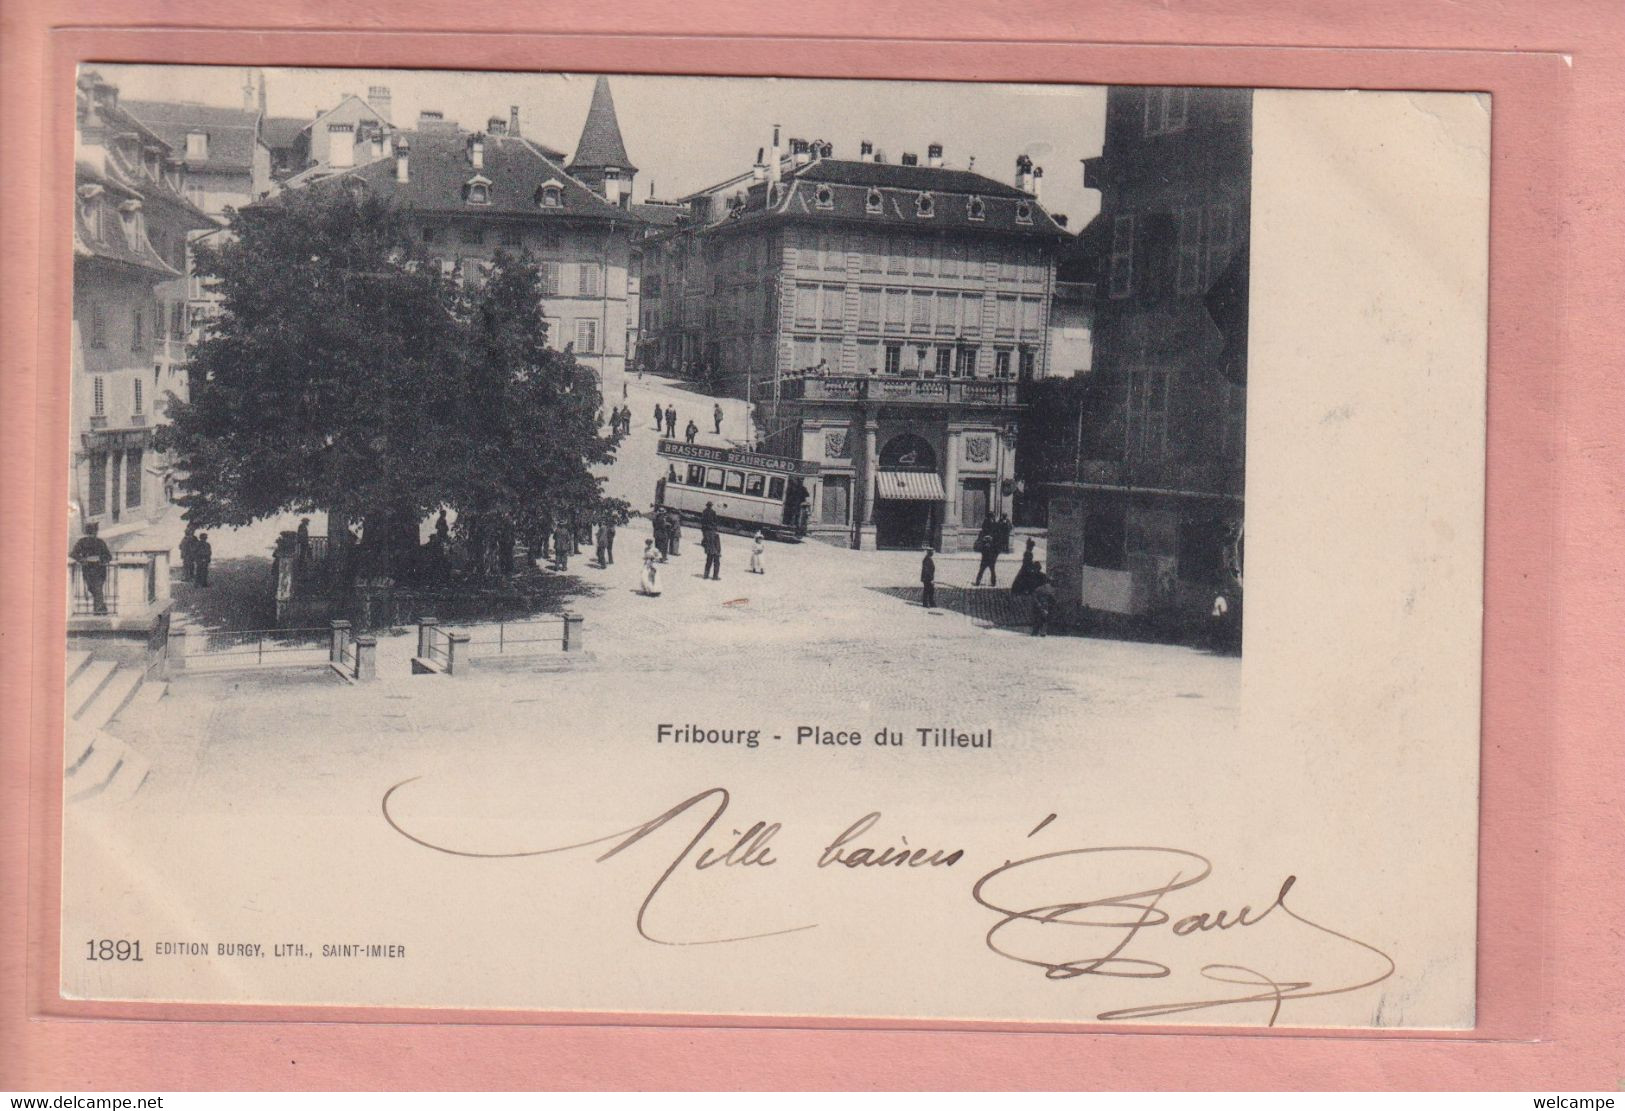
[180, 523, 213, 587]
[920, 529, 1055, 636]
[606, 405, 633, 437]
[639, 500, 748, 596]
[648, 401, 727, 442]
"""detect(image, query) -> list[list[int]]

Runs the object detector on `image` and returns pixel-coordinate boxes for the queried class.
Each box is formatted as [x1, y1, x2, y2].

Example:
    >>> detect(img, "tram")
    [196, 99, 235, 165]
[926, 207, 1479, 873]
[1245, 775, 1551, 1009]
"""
[654, 439, 819, 539]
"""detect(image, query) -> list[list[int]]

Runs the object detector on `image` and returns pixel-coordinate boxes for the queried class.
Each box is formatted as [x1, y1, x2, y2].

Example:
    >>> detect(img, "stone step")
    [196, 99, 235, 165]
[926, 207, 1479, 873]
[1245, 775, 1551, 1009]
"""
[66, 659, 118, 720]
[67, 650, 93, 683]
[66, 728, 150, 804]
[75, 666, 144, 735]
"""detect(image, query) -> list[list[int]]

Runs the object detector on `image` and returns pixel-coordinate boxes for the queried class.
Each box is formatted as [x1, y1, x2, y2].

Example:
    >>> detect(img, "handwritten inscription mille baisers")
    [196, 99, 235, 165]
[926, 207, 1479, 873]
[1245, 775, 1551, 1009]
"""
[654, 724, 994, 749]
[380, 783, 1396, 1026]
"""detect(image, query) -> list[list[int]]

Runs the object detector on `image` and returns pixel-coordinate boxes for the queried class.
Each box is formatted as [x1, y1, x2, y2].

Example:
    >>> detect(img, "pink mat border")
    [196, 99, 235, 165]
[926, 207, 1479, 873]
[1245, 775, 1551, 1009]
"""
[3, 2, 1621, 1091]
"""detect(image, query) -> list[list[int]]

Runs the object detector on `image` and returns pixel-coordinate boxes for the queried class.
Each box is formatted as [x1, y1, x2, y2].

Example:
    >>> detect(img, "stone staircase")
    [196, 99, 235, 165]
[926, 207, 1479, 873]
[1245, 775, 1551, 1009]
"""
[64, 649, 153, 804]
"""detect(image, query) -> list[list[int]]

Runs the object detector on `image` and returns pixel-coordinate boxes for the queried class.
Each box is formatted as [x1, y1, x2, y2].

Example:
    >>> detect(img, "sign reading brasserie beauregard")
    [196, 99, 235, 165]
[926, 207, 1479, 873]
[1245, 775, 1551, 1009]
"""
[657, 438, 822, 477]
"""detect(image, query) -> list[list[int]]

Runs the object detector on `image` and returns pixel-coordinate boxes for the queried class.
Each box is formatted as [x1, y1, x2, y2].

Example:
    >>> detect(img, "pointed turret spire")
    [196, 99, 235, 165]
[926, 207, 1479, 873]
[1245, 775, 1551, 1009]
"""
[568, 75, 637, 207]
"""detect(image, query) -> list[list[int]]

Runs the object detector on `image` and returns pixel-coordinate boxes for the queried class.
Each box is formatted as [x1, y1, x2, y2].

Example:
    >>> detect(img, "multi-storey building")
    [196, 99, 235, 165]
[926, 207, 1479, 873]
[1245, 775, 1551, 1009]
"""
[72, 71, 214, 542]
[292, 78, 645, 379]
[645, 135, 1070, 551]
[1044, 85, 1250, 632]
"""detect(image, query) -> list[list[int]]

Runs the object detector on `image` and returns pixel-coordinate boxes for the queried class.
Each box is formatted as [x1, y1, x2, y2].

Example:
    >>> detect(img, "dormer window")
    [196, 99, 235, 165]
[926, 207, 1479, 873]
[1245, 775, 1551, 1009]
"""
[916, 193, 935, 218]
[185, 131, 208, 160]
[118, 200, 145, 249]
[463, 175, 492, 205]
[967, 195, 986, 221]
[865, 188, 883, 214]
[815, 184, 834, 209]
[1015, 201, 1033, 224]
[535, 182, 563, 208]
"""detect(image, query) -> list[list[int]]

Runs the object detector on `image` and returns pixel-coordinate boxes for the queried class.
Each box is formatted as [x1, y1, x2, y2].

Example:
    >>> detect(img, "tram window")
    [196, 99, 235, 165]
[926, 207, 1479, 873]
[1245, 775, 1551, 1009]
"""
[744, 474, 766, 498]
[768, 477, 786, 500]
[705, 468, 726, 490]
[687, 464, 705, 486]
[725, 470, 746, 494]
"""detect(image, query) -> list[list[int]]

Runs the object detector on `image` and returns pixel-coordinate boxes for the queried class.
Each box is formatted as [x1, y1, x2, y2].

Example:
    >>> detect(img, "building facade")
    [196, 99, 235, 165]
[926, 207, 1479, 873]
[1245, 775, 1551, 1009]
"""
[1045, 85, 1250, 632]
[72, 72, 214, 542]
[292, 80, 644, 379]
[645, 137, 1070, 551]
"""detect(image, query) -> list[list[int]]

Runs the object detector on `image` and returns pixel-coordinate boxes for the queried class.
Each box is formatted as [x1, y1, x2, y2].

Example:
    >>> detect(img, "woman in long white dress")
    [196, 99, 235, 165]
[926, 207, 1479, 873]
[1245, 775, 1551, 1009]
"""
[640, 538, 663, 596]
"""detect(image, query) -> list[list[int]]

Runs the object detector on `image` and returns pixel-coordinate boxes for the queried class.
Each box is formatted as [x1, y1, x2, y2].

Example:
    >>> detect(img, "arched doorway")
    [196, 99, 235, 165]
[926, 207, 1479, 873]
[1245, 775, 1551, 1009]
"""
[874, 433, 942, 550]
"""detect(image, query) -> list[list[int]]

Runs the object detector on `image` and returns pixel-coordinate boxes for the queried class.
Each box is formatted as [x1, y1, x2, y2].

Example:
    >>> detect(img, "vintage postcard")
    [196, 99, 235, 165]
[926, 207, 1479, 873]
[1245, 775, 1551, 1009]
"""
[58, 66, 1487, 1028]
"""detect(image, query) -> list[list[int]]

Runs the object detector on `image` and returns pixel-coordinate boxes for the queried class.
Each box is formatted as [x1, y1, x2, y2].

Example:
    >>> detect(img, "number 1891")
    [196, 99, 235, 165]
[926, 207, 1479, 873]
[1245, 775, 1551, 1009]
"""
[85, 939, 142, 961]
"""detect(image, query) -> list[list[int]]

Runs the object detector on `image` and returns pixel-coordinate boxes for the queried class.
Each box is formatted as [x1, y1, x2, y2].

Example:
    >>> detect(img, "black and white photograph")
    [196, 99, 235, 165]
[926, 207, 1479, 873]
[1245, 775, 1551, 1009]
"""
[60, 65, 1486, 1028]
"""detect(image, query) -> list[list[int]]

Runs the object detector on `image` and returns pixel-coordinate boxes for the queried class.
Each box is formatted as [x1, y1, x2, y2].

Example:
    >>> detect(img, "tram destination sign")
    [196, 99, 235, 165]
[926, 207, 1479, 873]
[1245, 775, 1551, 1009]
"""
[657, 438, 822, 477]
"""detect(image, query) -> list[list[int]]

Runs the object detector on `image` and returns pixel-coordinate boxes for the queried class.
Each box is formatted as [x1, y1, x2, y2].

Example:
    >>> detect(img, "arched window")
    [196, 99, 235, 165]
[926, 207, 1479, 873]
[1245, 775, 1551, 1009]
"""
[1015, 201, 1033, 224]
[879, 432, 938, 472]
[967, 195, 986, 221]
[815, 184, 834, 208]
[535, 183, 563, 208]
[463, 176, 491, 205]
[916, 193, 935, 218]
[865, 188, 884, 214]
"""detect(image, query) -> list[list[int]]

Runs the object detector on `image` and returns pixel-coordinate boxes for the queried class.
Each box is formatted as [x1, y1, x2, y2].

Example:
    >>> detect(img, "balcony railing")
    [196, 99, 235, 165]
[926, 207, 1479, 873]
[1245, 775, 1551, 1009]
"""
[780, 375, 1018, 407]
[68, 548, 169, 617]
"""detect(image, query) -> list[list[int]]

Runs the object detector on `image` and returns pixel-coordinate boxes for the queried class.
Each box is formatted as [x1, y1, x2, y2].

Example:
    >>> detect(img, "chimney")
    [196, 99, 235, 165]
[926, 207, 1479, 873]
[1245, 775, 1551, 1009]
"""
[395, 137, 410, 183]
[901, 152, 919, 166]
[469, 133, 485, 170]
[603, 167, 622, 206]
[488, 116, 507, 136]
[367, 86, 392, 123]
[1031, 166, 1044, 201]
[792, 138, 810, 166]
[769, 125, 782, 185]
[752, 147, 767, 182]
[370, 125, 386, 160]
[1014, 154, 1030, 191]
[859, 139, 873, 162]
[927, 142, 944, 168]
[256, 68, 268, 116]
[509, 105, 521, 138]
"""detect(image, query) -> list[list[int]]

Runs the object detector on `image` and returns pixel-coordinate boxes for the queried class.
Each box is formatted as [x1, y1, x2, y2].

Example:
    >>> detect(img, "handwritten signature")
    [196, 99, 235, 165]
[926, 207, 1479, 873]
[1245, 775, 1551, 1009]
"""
[381, 781, 1394, 1024]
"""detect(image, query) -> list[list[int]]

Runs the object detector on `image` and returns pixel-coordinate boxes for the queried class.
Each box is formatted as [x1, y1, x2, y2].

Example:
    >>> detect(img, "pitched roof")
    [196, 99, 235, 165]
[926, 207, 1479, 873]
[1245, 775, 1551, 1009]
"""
[632, 202, 685, 227]
[568, 76, 637, 173]
[73, 162, 182, 276]
[793, 159, 1031, 199]
[261, 116, 308, 150]
[710, 158, 1070, 239]
[122, 99, 261, 174]
[310, 129, 637, 223]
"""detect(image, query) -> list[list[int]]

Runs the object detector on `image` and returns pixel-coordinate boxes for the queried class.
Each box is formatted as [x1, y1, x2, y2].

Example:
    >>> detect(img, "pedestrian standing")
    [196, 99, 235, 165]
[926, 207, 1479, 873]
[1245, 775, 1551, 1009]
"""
[639, 539, 662, 596]
[180, 522, 199, 582]
[595, 519, 611, 568]
[701, 500, 719, 532]
[435, 509, 451, 547]
[1031, 570, 1056, 637]
[701, 524, 722, 580]
[749, 530, 765, 574]
[973, 515, 1000, 587]
[605, 518, 616, 565]
[552, 520, 572, 572]
[71, 523, 113, 614]
[684, 419, 699, 444]
[194, 532, 213, 587]
[654, 511, 670, 562]
[653, 402, 663, 431]
[622, 381, 629, 399]
[296, 517, 312, 561]
[665, 404, 677, 438]
[667, 508, 682, 556]
[920, 547, 936, 609]
[997, 513, 1013, 555]
[713, 402, 724, 435]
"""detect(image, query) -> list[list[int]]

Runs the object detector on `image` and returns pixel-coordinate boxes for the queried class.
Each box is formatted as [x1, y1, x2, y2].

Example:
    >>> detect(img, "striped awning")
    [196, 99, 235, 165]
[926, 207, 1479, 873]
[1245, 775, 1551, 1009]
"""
[875, 470, 946, 501]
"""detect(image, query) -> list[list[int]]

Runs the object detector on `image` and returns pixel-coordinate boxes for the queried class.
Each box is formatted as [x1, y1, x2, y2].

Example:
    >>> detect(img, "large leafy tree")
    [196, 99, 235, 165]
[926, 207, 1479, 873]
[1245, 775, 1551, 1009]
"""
[157, 186, 620, 576]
